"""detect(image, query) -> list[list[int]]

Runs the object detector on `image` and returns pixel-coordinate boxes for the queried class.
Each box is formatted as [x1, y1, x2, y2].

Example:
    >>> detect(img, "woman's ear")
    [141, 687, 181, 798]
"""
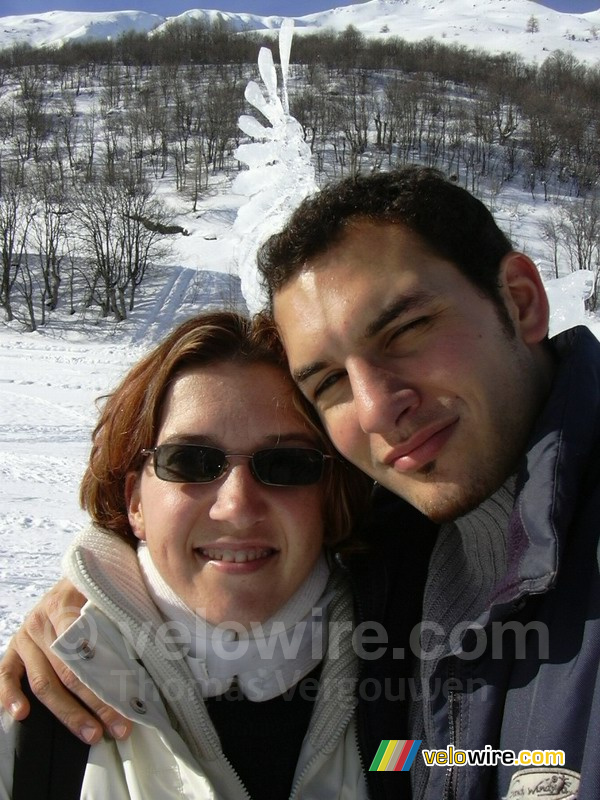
[125, 472, 146, 541]
[500, 252, 550, 345]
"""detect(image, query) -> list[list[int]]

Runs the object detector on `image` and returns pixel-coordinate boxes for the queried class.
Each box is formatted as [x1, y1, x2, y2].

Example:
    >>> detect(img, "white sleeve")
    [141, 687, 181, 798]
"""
[0, 709, 16, 798]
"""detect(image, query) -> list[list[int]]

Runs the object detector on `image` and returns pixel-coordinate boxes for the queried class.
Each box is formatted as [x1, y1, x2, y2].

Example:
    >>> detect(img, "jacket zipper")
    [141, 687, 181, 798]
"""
[91, 588, 254, 800]
[336, 552, 375, 799]
[354, 713, 370, 793]
[443, 660, 460, 800]
[288, 702, 358, 800]
[150, 667, 253, 800]
[197, 703, 253, 800]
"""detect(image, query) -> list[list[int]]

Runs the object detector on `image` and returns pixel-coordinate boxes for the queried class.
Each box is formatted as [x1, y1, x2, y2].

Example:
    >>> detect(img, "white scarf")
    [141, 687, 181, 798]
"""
[137, 543, 332, 701]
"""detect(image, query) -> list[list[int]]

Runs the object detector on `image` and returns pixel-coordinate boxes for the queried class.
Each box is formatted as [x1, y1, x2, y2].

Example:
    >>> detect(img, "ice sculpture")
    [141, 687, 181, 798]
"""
[232, 19, 318, 314]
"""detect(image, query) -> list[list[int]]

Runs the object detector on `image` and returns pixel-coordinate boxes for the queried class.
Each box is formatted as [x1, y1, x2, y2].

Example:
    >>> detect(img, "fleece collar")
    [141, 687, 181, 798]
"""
[137, 542, 332, 701]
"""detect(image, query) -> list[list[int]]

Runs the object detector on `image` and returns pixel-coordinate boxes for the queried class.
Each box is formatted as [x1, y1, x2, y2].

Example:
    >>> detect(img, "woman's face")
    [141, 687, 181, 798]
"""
[127, 361, 326, 627]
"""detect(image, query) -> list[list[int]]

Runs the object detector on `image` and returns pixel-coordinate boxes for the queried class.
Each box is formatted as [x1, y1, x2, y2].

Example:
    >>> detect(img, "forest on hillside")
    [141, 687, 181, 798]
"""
[1, 17, 600, 330]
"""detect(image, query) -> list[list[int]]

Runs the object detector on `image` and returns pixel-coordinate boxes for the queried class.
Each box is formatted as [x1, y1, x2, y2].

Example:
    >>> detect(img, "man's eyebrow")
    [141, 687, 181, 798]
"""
[365, 291, 434, 338]
[292, 360, 330, 386]
[292, 292, 435, 386]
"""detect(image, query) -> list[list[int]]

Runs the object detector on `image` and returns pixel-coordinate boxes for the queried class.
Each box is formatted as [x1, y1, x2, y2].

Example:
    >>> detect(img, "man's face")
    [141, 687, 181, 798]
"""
[273, 221, 551, 522]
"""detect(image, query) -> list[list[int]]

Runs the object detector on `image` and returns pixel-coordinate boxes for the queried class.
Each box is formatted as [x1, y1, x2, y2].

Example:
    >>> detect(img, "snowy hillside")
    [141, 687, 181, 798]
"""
[2, 0, 600, 64]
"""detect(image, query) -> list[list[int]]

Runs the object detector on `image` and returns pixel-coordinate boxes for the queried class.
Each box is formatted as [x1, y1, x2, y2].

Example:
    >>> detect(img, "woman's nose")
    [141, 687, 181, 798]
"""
[208, 460, 268, 529]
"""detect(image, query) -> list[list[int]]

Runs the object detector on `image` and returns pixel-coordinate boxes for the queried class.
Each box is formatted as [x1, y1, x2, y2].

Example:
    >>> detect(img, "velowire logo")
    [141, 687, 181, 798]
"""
[369, 740, 422, 772]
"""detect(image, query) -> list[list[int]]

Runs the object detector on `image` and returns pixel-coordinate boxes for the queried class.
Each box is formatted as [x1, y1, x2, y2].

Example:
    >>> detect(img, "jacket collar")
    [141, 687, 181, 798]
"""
[490, 325, 600, 609]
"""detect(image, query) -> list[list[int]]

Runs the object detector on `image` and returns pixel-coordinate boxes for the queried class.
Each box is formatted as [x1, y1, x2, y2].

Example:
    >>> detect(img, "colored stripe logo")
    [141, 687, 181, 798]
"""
[369, 740, 422, 772]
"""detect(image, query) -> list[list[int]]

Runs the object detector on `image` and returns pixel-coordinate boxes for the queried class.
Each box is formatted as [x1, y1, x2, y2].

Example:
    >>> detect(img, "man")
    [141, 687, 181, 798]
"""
[256, 167, 600, 799]
[2, 168, 600, 799]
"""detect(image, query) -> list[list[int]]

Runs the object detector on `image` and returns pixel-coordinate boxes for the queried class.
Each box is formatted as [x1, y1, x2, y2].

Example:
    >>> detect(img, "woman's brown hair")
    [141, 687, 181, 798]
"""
[80, 310, 372, 549]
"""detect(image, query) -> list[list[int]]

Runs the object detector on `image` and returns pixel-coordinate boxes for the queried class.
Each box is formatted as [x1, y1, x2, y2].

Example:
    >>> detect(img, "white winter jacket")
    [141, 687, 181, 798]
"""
[0, 526, 367, 799]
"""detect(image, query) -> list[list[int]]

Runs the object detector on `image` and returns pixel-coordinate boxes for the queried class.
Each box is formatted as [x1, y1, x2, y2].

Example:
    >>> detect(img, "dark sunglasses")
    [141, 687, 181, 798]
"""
[140, 443, 335, 487]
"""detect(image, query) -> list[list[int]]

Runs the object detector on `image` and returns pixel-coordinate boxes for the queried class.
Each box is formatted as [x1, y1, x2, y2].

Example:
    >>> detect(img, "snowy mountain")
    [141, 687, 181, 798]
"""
[2, 0, 600, 64]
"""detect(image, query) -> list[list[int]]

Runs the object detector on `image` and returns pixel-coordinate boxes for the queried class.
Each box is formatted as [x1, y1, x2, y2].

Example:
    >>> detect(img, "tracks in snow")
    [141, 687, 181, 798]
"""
[131, 267, 199, 345]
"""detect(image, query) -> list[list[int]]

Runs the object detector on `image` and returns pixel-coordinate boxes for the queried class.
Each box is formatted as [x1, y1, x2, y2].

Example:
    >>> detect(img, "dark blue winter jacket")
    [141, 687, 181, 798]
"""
[350, 325, 600, 800]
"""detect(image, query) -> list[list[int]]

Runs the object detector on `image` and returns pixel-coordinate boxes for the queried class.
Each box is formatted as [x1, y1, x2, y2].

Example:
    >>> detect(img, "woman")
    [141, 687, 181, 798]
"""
[0, 310, 374, 799]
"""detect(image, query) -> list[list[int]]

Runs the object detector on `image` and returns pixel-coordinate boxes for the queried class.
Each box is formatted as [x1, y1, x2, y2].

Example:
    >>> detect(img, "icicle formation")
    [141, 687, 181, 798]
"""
[232, 19, 318, 315]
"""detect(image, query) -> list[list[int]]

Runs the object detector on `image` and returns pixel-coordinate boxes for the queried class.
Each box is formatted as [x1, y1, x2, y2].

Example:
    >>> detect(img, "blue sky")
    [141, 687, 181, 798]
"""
[1, 1, 598, 18]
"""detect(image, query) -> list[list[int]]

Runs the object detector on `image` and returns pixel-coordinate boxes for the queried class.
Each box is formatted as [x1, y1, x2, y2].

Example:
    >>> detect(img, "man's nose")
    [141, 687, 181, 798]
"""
[349, 360, 419, 435]
[208, 461, 268, 528]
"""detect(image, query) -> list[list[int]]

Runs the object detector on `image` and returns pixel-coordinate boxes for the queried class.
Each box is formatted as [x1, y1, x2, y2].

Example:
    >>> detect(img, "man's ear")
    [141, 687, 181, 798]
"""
[125, 472, 146, 541]
[500, 252, 550, 344]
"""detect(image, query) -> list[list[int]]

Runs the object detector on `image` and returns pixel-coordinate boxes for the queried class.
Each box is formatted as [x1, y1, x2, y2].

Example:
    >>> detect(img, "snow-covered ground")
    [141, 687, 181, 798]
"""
[1, 22, 600, 654]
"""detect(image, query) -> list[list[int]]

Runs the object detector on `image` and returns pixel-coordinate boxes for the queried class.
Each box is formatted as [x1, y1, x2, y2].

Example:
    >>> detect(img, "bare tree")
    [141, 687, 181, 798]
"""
[540, 207, 565, 279]
[191, 138, 209, 212]
[14, 67, 49, 163]
[116, 176, 171, 312]
[0, 167, 35, 322]
[71, 180, 121, 318]
[336, 72, 373, 177]
[559, 196, 600, 274]
[82, 108, 97, 183]
[29, 166, 72, 313]
[201, 70, 243, 173]
[72, 173, 170, 320]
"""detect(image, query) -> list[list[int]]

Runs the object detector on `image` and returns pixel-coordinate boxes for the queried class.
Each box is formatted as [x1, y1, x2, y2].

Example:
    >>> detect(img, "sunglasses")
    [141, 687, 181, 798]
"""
[140, 443, 336, 487]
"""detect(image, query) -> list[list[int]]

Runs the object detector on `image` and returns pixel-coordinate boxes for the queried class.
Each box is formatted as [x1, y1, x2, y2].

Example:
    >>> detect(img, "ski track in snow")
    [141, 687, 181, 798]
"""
[131, 267, 198, 344]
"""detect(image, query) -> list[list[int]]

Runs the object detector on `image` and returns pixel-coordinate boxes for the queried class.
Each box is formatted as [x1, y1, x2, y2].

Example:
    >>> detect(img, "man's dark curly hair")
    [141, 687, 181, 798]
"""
[257, 166, 514, 323]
